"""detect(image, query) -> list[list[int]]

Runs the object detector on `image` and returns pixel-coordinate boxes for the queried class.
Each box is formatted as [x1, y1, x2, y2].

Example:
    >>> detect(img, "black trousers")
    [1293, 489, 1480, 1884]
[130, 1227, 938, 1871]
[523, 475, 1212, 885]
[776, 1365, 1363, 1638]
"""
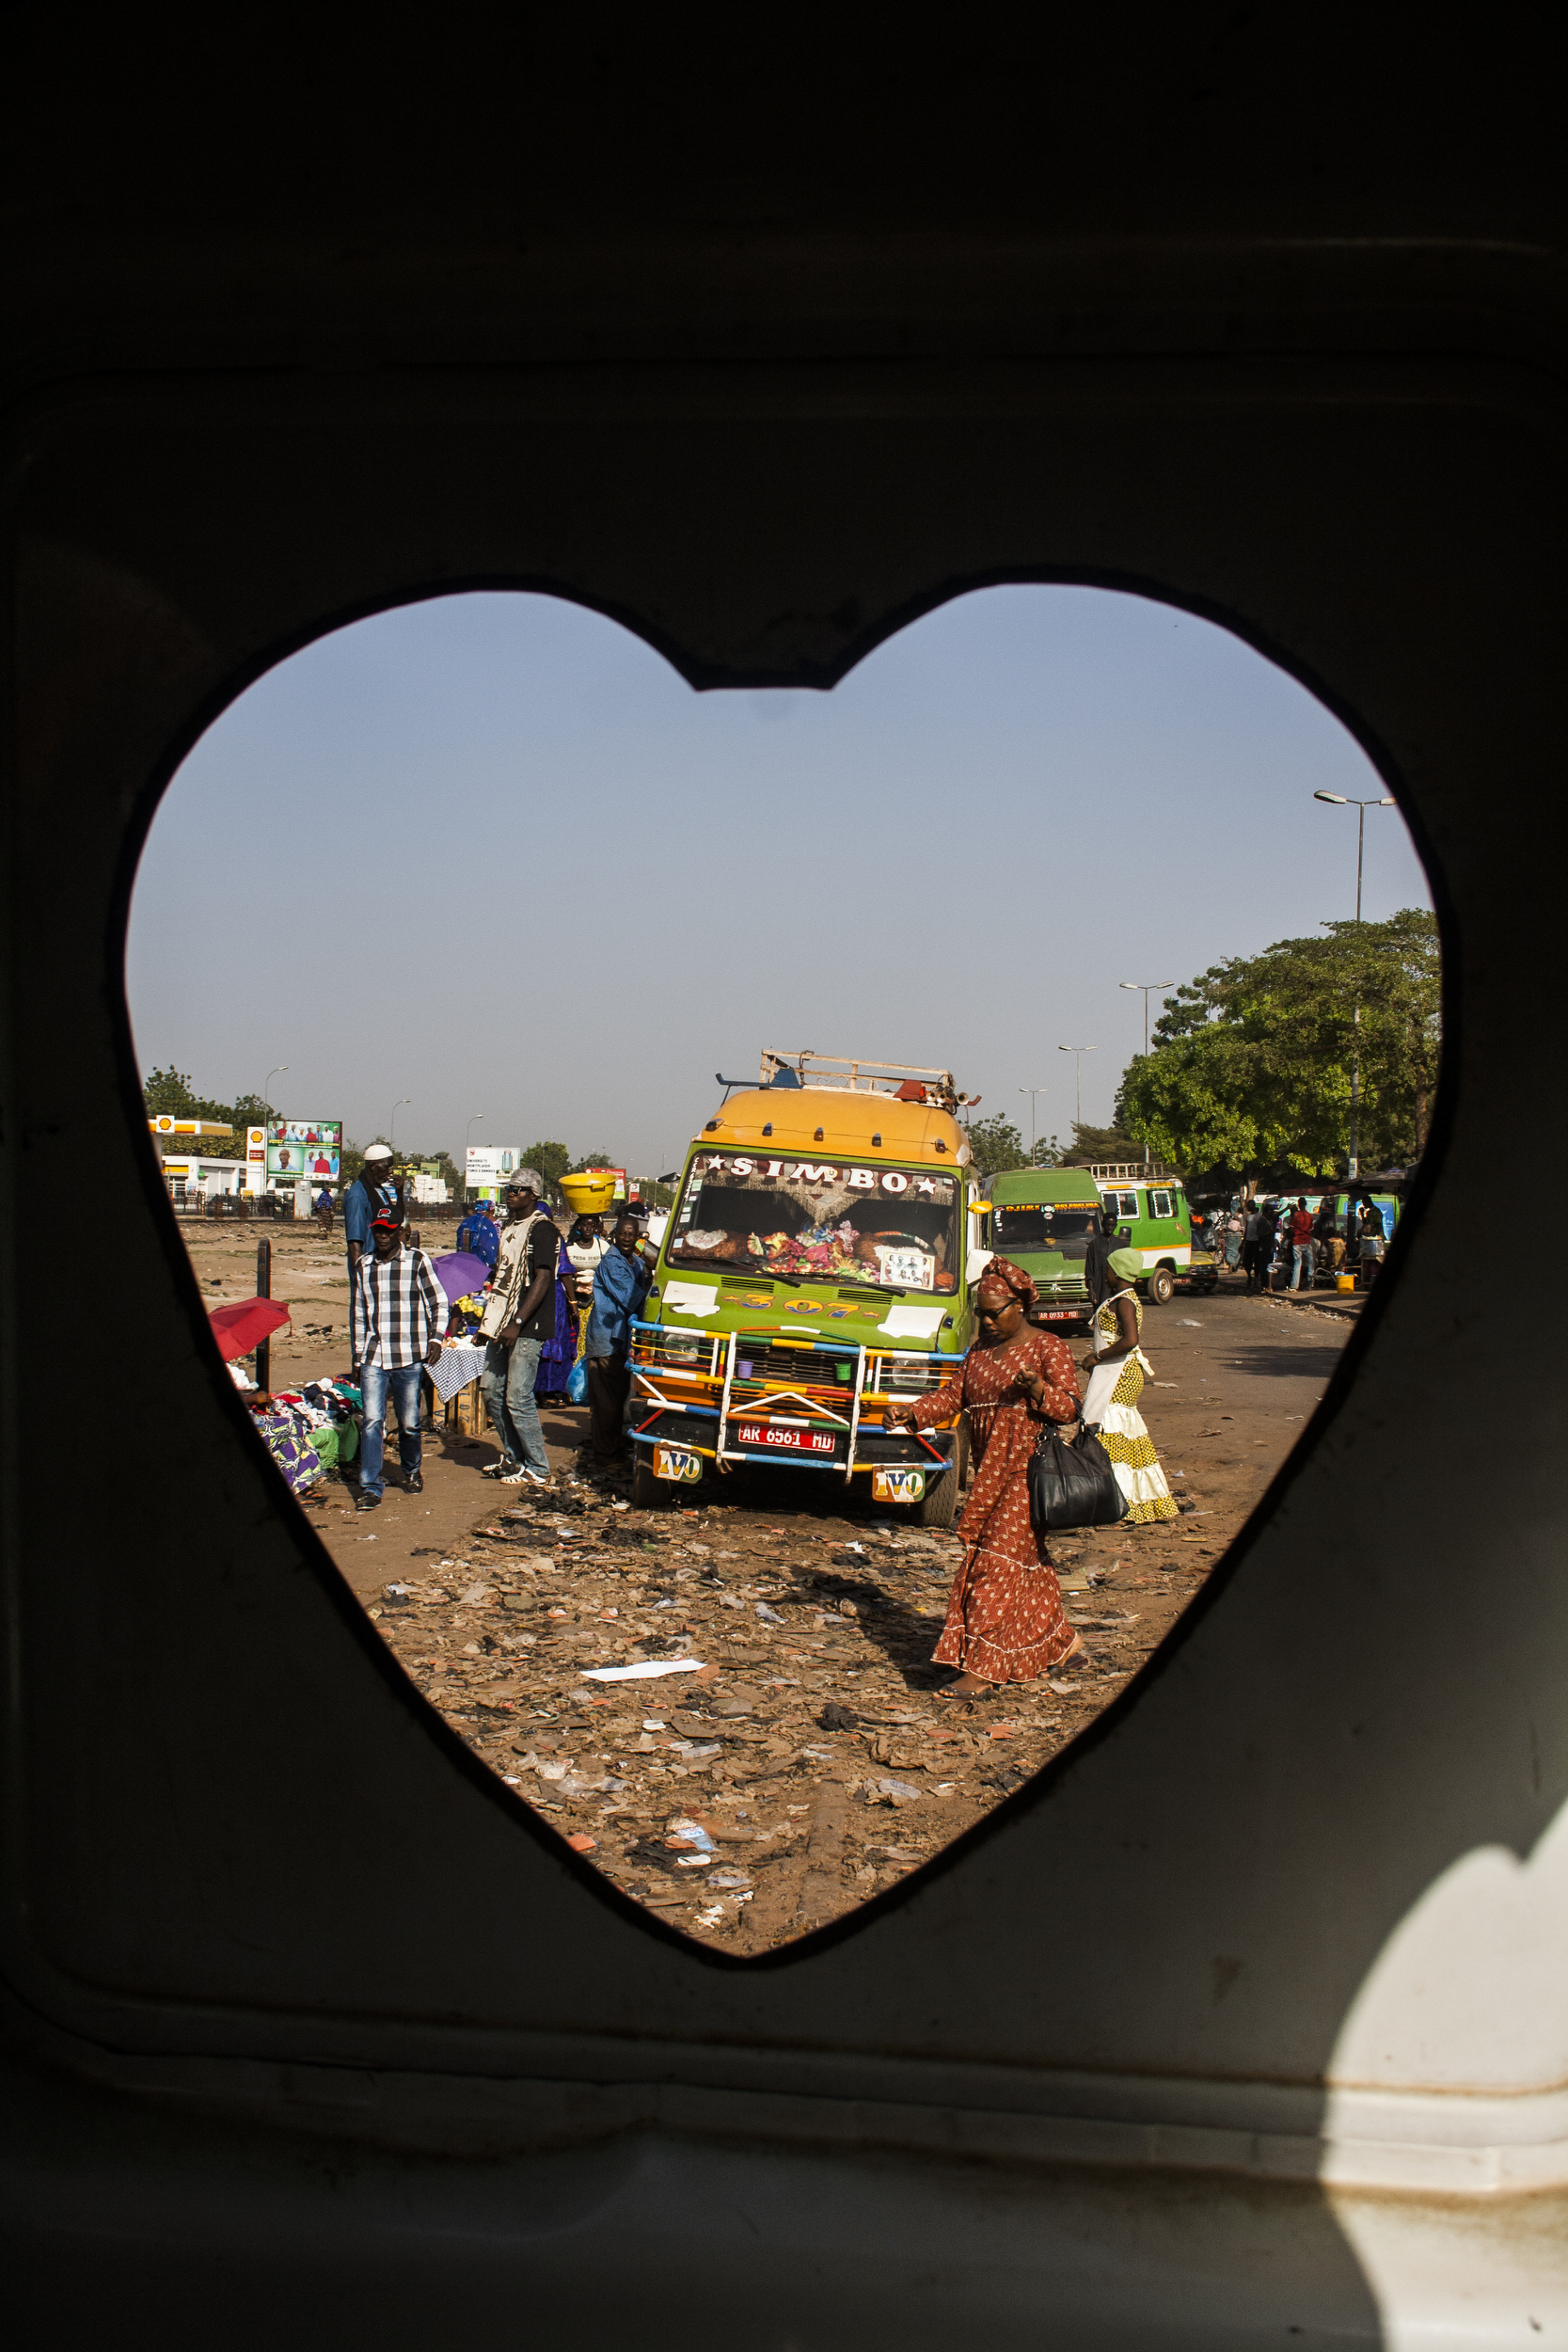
[587, 1356, 631, 1460]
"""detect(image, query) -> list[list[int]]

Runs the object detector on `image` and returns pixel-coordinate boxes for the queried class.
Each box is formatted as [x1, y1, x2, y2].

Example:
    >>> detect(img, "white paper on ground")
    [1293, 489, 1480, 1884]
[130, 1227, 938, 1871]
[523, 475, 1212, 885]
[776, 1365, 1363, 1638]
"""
[878, 1302, 946, 1340]
[661, 1281, 720, 1315]
[581, 1658, 705, 1681]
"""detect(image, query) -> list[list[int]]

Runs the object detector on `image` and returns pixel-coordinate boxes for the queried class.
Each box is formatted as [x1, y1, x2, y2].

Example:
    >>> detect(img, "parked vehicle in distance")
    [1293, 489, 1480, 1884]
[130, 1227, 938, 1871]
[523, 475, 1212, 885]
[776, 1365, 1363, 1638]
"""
[986, 1166, 1103, 1331]
[1090, 1165, 1203, 1304]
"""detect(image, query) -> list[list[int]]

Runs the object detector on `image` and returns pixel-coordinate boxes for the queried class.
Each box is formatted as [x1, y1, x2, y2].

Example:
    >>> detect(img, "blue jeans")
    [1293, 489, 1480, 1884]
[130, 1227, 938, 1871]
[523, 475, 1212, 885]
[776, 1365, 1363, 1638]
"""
[1291, 1243, 1315, 1291]
[359, 1362, 424, 1497]
[482, 1336, 549, 1476]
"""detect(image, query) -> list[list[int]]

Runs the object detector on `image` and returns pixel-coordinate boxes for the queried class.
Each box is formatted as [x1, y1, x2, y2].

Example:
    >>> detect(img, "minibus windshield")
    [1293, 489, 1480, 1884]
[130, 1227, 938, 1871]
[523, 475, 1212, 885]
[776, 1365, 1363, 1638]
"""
[992, 1204, 1098, 1257]
[668, 1152, 960, 1292]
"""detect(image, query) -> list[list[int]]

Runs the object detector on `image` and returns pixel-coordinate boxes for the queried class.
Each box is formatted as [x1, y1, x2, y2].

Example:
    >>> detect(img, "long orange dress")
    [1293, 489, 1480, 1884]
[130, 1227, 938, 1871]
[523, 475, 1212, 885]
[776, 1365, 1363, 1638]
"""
[906, 1327, 1082, 1684]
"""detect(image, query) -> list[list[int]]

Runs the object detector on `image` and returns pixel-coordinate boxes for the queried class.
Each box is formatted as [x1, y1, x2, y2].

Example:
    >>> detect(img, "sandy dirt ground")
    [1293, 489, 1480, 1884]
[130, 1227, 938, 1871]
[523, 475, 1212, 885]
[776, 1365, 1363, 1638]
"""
[180, 1213, 1353, 1952]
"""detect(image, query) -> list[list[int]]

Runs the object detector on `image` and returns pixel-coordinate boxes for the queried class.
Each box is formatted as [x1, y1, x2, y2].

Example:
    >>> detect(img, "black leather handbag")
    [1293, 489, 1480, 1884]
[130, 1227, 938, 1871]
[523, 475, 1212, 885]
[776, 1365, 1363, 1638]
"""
[1028, 1422, 1129, 1534]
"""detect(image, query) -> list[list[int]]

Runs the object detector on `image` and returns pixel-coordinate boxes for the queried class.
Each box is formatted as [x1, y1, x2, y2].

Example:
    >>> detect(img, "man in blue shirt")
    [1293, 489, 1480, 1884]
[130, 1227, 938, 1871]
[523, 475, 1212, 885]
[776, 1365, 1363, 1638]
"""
[584, 1216, 653, 1467]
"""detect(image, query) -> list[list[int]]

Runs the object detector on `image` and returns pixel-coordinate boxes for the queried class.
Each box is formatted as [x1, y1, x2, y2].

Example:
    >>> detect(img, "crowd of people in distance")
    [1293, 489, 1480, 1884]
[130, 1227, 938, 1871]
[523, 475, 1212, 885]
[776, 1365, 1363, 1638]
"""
[337, 1145, 657, 1512]
[1226, 1194, 1389, 1295]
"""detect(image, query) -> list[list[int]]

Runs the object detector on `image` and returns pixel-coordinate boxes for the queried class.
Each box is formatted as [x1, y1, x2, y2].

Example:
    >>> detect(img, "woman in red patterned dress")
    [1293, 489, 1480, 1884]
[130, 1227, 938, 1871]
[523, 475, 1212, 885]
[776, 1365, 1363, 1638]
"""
[885, 1258, 1086, 1694]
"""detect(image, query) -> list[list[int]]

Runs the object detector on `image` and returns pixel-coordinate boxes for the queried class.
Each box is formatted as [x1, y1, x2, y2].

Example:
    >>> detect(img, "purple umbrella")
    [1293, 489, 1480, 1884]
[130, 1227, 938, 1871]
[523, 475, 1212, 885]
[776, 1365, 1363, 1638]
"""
[434, 1251, 490, 1302]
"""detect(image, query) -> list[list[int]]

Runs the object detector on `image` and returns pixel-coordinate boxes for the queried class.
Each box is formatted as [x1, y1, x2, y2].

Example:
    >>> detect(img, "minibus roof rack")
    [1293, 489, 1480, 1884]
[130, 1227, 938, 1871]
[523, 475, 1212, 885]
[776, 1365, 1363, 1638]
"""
[1085, 1161, 1180, 1183]
[758, 1050, 973, 1111]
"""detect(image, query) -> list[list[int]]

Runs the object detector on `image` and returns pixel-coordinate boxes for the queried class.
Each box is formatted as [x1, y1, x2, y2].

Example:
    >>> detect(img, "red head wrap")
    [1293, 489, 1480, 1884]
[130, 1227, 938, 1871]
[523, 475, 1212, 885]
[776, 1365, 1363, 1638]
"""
[975, 1255, 1037, 1311]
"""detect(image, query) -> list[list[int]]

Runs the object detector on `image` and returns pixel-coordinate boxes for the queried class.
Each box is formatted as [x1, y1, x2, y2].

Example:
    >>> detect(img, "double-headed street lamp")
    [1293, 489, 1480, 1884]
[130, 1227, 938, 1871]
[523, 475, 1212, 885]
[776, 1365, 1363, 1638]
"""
[1118, 983, 1172, 1166]
[1056, 1043, 1098, 1132]
[1314, 789, 1397, 924]
[1018, 1086, 1048, 1160]
[1118, 980, 1174, 1057]
[1314, 789, 1398, 1178]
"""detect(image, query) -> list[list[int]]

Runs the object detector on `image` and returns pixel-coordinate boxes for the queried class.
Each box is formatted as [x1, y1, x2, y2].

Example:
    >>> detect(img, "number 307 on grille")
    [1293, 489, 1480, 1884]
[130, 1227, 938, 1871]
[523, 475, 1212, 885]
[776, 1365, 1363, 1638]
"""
[735, 1423, 836, 1455]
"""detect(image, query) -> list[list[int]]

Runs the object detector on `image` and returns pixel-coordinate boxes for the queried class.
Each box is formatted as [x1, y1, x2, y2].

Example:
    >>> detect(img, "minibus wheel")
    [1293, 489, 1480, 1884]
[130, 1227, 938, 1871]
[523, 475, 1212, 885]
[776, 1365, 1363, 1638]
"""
[631, 1455, 670, 1510]
[916, 1461, 959, 1530]
[1148, 1264, 1176, 1305]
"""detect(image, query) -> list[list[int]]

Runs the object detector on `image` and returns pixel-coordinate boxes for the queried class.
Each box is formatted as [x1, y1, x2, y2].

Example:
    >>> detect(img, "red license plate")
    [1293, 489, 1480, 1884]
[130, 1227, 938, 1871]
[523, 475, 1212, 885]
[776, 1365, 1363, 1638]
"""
[734, 1422, 836, 1454]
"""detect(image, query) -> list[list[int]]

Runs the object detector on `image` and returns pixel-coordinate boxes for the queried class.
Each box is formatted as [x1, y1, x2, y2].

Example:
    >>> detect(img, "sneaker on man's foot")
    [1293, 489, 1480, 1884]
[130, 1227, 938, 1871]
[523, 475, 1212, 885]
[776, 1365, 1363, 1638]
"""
[404, 1470, 423, 1494]
[355, 1491, 383, 1513]
[499, 1462, 531, 1485]
[481, 1459, 512, 1480]
[522, 1468, 554, 1489]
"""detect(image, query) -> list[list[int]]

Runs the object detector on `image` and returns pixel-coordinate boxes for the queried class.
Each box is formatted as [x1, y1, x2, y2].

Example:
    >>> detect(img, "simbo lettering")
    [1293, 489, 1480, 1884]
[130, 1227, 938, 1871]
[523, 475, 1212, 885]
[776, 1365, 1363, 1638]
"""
[880, 1171, 910, 1193]
[847, 1168, 876, 1188]
[729, 1157, 754, 1176]
[786, 1164, 838, 1184]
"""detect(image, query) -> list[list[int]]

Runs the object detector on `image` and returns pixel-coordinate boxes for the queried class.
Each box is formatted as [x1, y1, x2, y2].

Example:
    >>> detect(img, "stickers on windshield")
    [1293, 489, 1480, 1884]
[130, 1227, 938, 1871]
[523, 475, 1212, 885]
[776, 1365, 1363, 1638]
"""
[876, 1245, 936, 1291]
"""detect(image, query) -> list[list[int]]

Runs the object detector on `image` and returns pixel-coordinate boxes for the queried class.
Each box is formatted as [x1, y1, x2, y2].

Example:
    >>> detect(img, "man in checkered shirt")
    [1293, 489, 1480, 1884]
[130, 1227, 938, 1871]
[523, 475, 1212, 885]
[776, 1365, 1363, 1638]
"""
[349, 1206, 449, 1512]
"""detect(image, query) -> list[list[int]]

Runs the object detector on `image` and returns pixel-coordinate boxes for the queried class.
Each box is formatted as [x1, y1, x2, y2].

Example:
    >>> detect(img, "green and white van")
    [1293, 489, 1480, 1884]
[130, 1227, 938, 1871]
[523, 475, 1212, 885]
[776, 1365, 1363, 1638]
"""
[1094, 1171, 1206, 1305]
[987, 1167, 1104, 1330]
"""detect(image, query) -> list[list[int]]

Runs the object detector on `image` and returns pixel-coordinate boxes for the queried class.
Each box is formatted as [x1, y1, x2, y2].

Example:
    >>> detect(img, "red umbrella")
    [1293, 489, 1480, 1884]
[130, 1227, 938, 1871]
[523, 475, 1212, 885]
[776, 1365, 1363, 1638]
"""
[208, 1295, 291, 1362]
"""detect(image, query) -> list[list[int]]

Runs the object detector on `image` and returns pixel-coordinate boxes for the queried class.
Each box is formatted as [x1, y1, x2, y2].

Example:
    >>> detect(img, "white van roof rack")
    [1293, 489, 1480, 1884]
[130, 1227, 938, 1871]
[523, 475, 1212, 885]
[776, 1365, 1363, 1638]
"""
[1085, 1161, 1179, 1184]
[759, 1050, 973, 1110]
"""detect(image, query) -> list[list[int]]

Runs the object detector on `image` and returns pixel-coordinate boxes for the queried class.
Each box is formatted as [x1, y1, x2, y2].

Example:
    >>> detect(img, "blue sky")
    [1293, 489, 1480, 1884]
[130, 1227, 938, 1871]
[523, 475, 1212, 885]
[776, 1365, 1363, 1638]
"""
[127, 584, 1433, 1174]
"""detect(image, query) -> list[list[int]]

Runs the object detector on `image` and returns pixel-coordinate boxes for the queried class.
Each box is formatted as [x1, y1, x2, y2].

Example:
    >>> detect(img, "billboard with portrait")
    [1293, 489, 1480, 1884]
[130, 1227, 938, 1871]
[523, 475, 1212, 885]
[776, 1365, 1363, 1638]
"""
[267, 1141, 341, 1180]
[267, 1119, 341, 1149]
[265, 1120, 342, 1181]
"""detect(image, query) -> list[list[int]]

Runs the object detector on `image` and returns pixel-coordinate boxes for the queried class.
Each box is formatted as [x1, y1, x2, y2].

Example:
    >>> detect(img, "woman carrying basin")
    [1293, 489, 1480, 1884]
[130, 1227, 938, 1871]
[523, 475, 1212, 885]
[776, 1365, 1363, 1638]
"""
[884, 1258, 1085, 1694]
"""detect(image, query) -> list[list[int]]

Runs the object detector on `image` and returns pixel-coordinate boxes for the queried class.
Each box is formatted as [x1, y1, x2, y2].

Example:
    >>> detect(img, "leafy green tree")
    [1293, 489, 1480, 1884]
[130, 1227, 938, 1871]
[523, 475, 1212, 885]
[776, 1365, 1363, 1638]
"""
[1060, 1121, 1143, 1168]
[1117, 908, 1439, 1180]
[965, 1114, 1028, 1178]
[569, 1151, 614, 1175]
[142, 1067, 268, 1159]
[520, 1140, 571, 1197]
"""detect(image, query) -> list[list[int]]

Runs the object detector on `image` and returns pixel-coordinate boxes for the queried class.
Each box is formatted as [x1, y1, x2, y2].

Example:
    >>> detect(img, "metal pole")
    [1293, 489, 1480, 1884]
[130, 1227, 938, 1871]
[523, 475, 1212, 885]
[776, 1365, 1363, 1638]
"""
[1314, 792, 1394, 1180]
[255, 1233, 272, 1392]
[1057, 1045, 1098, 1134]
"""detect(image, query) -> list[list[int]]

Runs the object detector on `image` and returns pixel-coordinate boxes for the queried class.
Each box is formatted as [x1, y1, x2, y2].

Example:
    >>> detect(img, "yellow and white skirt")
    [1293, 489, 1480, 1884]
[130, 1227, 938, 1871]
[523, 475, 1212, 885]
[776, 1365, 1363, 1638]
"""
[1081, 1351, 1180, 1525]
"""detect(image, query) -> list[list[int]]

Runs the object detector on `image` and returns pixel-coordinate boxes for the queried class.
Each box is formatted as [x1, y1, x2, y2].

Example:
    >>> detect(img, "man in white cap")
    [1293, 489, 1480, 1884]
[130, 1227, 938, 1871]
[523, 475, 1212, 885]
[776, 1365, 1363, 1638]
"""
[342, 1144, 400, 1371]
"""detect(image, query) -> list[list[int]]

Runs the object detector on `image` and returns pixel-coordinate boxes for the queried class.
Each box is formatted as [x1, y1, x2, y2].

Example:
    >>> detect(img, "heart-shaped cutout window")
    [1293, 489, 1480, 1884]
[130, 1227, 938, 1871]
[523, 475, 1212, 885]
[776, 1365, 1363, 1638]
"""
[128, 583, 1436, 1949]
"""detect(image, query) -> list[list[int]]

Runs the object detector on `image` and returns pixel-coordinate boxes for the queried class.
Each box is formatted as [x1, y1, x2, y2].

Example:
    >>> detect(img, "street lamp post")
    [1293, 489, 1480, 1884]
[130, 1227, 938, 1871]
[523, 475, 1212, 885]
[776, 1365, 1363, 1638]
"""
[1118, 982, 1173, 1165]
[1056, 1043, 1098, 1133]
[261, 1064, 288, 1120]
[464, 1111, 485, 1200]
[1018, 1086, 1048, 1162]
[389, 1098, 411, 1153]
[1314, 790, 1397, 1178]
